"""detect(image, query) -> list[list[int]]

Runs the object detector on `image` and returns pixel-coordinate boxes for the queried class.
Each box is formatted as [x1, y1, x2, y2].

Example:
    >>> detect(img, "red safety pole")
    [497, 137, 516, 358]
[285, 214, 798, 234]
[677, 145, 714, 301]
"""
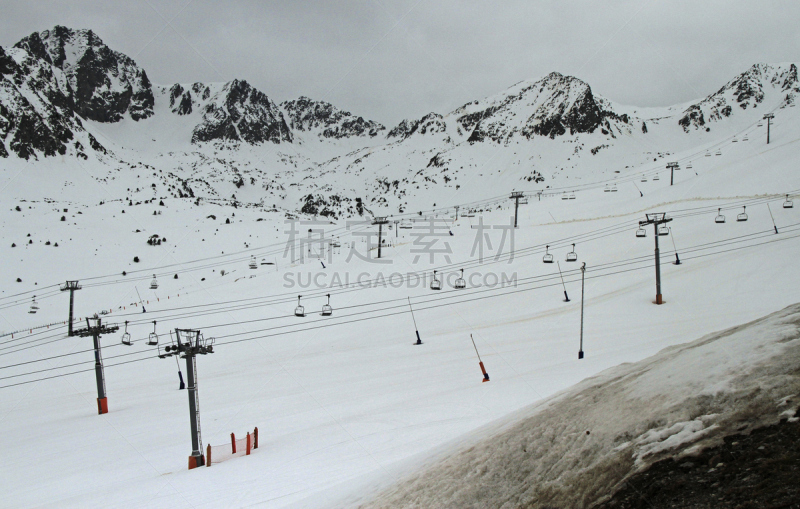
[254, 427, 258, 449]
[246, 432, 251, 455]
[206, 444, 211, 467]
[231, 433, 236, 454]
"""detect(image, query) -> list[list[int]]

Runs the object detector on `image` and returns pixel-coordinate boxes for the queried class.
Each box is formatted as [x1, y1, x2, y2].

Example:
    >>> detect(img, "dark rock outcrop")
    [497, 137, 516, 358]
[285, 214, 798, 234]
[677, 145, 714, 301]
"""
[281, 96, 385, 139]
[192, 79, 292, 145]
[15, 26, 155, 122]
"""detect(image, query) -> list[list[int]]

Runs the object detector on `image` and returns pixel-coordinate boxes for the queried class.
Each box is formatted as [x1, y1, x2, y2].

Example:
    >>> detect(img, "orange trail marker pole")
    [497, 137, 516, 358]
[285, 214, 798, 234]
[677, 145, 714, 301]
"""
[470, 334, 489, 382]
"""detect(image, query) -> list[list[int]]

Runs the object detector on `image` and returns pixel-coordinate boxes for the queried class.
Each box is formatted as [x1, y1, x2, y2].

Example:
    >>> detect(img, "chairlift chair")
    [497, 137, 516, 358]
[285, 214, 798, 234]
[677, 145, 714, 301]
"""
[561, 192, 569, 201]
[295, 295, 305, 317]
[430, 270, 442, 291]
[737, 206, 748, 222]
[565, 243, 578, 262]
[121, 320, 132, 346]
[687, 161, 693, 169]
[249, 256, 257, 269]
[784, 194, 794, 209]
[715, 208, 726, 224]
[743, 135, 749, 141]
[658, 225, 670, 236]
[640, 175, 648, 183]
[150, 275, 158, 290]
[158, 331, 177, 358]
[604, 185, 610, 192]
[732, 137, 738, 143]
[705, 151, 711, 157]
[715, 149, 722, 156]
[543, 245, 554, 263]
[758, 122, 763, 127]
[653, 173, 660, 181]
[636, 227, 647, 238]
[569, 192, 576, 200]
[147, 320, 159, 346]
[611, 184, 618, 192]
[454, 269, 466, 289]
[321, 294, 333, 316]
[28, 296, 38, 314]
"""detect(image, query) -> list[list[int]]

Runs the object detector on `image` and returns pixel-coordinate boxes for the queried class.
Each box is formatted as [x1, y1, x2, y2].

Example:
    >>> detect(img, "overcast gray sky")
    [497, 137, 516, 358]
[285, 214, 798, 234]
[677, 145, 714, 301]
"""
[1, 0, 798, 126]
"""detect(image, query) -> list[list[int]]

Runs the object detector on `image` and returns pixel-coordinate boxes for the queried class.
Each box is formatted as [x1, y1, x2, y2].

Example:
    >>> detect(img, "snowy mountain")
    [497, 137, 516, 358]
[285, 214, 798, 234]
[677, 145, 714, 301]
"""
[678, 63, 799, 131]
[190, 79, 292, 145]
[15, 26, 154, 122]
[452, 72, 638, 142]
[1, 25, 798, 218]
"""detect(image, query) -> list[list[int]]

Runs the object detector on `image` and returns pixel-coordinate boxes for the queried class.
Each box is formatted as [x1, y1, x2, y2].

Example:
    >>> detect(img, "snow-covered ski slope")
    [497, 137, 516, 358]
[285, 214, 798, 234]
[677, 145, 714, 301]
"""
[2, 67, 800, 507]
[357, 302, 800, 509]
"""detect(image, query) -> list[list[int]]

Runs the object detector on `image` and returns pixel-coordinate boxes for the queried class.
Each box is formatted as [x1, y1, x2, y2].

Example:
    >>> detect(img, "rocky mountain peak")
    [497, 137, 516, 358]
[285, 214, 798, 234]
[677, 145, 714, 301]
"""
[15, 25, 154, 122]
[191, 79, 292, 145]
[281, 96, 385, 139]
[452, 71, 619, 143]
[679, 63, 800, 131]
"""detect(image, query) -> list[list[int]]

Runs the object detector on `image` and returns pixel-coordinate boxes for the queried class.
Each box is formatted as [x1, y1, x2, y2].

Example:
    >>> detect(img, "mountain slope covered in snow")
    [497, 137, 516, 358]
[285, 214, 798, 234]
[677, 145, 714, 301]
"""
[1, 26, 798, 219]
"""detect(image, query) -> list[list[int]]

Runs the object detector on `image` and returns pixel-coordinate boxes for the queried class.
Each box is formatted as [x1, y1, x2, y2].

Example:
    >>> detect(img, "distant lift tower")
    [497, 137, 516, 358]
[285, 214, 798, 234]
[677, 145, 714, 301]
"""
[510, 191, 524, 228]
[61, 280, 81, 336]
[639, 213, 672, 305]
[666, 162, 680, 186]
[763, 113, 774, 144]
[373, 216, 389, 259]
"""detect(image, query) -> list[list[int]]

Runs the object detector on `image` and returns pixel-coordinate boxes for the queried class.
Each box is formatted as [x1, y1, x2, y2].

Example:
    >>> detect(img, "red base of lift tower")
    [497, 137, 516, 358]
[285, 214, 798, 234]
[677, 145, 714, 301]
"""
[96, 397, 108, 415]
[188, 455, 205, 470]
[656, 294, 663, 305]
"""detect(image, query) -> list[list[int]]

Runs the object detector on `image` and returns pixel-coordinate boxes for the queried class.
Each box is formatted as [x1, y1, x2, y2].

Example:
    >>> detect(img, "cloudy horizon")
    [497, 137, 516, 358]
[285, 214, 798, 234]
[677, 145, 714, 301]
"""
[1, 0, 798, 126]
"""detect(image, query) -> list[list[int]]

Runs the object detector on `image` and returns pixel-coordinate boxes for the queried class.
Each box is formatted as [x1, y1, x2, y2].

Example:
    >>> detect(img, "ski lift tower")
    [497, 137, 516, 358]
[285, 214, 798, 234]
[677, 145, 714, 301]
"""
[666, 162, 680, 186]
[763, 113, 774, 144]
[60, 280, 81, 336]
[160, 329, 215, 469]
[510, 191, 524, 228]
[372, 217, 389, 259]
[640, 213, 673, 305]
[73, 317, 119, 414]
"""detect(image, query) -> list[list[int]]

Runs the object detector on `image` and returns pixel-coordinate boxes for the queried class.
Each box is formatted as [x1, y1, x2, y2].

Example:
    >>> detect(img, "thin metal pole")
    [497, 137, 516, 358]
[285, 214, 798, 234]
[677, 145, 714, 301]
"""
[407, 298, 419, 329]
[470, 334, 482, 362]
[669, 228, 681, 265]
[579, 263, 585, 359]
[514, 196, 520, 228]
[767, 203, 778, 234]
[408, 297, 421, 344]
[557, 261, 570, 302]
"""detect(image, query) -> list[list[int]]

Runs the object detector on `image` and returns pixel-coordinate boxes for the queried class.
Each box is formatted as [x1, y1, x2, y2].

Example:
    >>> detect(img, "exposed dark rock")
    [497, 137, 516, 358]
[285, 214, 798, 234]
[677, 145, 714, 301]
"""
[15, 26, 154, 122]
[192, 79, 292, 145]
[596, 411, 800, 509]
[282, 96, 385, 139]
[679, 63, 800, 131]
